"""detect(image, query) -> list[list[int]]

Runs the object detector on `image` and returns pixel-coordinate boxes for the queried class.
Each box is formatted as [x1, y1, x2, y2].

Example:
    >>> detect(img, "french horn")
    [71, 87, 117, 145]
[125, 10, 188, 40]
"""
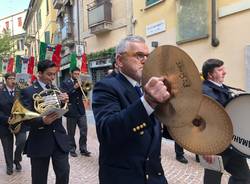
[33, 89, 68, 114]
[9, 88, 68, 133]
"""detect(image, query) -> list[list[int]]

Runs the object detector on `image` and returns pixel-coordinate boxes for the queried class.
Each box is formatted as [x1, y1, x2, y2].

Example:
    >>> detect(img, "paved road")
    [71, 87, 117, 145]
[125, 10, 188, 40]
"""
[0, 110, 247, 184]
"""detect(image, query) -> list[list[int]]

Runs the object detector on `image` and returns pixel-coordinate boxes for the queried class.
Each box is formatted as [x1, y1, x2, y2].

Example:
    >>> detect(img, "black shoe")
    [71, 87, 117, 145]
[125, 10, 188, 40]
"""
[195, 154, 200, 163]
[70, 151, 78, 157]
[80, 150, 91, 157]
[176, 156, 188, 164]
[6, 168, 13, 175]
[14, 161, 22, 172]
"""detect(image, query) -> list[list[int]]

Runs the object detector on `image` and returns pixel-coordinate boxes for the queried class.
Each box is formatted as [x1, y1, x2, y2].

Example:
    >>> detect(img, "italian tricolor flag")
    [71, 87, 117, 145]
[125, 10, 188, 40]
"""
[0, 57, 13, 74]
[39, 42, 62, 69]
[15, 56, 35, 75]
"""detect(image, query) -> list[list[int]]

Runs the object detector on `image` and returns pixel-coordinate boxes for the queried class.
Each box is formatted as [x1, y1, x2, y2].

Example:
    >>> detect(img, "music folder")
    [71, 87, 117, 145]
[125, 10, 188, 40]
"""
[199, 155, 224, 173]
[40, 107, 68, 118]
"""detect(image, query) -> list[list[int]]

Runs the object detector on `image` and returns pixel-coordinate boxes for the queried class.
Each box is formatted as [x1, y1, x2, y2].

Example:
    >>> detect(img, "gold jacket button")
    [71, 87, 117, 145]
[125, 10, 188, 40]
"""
[53, 130, 56, 133]
[140, 125, 144, 129]
[146, 174, 149, 180]
[143, 123, 146, 127]
[158, 172, 162, 176]
[140, 131, 144, 135]
[136, 126, 140, 131]
[133, 128, 137, 132]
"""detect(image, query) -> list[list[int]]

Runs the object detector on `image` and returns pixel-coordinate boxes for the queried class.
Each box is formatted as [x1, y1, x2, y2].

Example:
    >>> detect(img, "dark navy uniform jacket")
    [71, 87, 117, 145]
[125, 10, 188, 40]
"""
[61, 78, 86, 118]
[0, 87, 28, 137]
[203, 80, 234, 156]
[202, 80, 232, 106]
[0, 87, 13, 138]
[92, 73, 168, 184]
[19, 81, 70, 157]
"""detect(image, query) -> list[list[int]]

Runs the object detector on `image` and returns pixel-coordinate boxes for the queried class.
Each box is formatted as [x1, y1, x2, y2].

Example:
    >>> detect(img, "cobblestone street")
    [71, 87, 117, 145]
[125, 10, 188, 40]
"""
[0, 111, 247, 184]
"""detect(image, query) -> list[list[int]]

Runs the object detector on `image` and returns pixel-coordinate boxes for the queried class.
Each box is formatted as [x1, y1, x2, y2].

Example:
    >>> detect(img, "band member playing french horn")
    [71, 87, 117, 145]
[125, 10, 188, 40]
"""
[0, 72, 27, 175]
[201, 59, 250, 184]
[19, 60, 70, 184]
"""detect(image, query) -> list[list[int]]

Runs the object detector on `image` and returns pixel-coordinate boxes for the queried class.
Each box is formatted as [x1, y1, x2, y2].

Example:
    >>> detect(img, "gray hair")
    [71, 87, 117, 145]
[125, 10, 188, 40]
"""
[115, 35, 145, 57]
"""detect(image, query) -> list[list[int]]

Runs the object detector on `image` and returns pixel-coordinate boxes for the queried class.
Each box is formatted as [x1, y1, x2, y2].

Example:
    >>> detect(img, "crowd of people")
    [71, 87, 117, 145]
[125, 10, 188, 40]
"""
[0, 35, 249, 184]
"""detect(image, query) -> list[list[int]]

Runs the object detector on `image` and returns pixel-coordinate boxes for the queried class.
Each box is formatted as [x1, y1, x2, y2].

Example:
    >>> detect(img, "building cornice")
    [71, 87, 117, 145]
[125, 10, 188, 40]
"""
[0, 9, 27, 21]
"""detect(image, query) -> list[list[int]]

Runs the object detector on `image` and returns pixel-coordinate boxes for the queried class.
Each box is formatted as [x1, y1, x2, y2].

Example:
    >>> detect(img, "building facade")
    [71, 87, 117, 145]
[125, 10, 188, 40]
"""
[0, 10, 27, 56]
[53, 0, 82, 82]
[133, 0, 250, 90]
[79, 0, 134, 82]
[23, 0, 58, 60]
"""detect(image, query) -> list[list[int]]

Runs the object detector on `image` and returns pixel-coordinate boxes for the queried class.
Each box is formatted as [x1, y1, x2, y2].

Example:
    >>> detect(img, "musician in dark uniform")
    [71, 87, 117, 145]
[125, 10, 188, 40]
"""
[61, 67, 90, 157]
[0, 72, 27, 175]
[19, 60, 70, 184]
[92, 35, 171, 184]
[202, 58, 250, 184]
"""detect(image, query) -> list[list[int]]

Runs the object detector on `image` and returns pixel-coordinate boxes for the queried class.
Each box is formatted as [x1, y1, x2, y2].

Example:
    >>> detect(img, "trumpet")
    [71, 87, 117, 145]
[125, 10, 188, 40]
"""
[8, 87, 68, 133]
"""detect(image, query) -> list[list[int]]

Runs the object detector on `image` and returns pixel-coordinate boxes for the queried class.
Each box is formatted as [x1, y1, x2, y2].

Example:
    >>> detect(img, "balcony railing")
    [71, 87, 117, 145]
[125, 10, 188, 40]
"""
[53, 0, 63, 9]
[87, 1, 112, 34]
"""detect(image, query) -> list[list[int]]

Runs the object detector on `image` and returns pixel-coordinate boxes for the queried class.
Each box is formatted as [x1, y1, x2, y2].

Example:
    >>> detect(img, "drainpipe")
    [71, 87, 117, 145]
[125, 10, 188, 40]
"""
[127, 0, 134, 35]
[211, 0, 219, 47]
[77, 0, 80, 45]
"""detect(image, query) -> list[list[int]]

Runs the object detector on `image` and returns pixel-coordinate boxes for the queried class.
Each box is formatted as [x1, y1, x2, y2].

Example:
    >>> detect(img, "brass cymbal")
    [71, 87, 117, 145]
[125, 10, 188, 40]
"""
[142, 45, 202, 127]
[167, 95, 233, 155]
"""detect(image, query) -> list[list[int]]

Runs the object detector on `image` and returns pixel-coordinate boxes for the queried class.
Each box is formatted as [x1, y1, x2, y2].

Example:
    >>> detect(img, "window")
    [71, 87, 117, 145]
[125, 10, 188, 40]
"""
[16, 39, 24, 51]
[20, 39, 24, 50]
[146, 0, 160, 6]
[37, 9, 42, 29]
[17, 40, 20, 51]
[46, 0, 49, 15]
[44, 31, 50, 44]
[176, 0, 208, 44]
[18, 17, 22, 27]
[5, 21, 9, 29]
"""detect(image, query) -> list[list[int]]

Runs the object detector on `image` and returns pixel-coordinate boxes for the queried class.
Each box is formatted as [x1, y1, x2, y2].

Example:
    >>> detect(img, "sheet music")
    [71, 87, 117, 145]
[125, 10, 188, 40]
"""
[40, 107, 68, 118]
[199, 155, 224, 173]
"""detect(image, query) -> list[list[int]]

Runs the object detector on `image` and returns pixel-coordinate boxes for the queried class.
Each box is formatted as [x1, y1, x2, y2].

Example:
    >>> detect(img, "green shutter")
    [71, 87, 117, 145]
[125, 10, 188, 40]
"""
[45, 31, 50, 44]
[15, 55, 22, 73]
[70, 52, 77, 72]
[146, 0, 159, 6]
[39, 42, 47, 61]
[0, 57, 2, 73]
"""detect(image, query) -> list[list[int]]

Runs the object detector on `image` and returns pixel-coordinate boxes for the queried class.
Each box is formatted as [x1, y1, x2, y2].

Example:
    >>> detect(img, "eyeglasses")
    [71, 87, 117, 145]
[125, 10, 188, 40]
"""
[120, 51, 149, 62]
[7, 77, 15, 80]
